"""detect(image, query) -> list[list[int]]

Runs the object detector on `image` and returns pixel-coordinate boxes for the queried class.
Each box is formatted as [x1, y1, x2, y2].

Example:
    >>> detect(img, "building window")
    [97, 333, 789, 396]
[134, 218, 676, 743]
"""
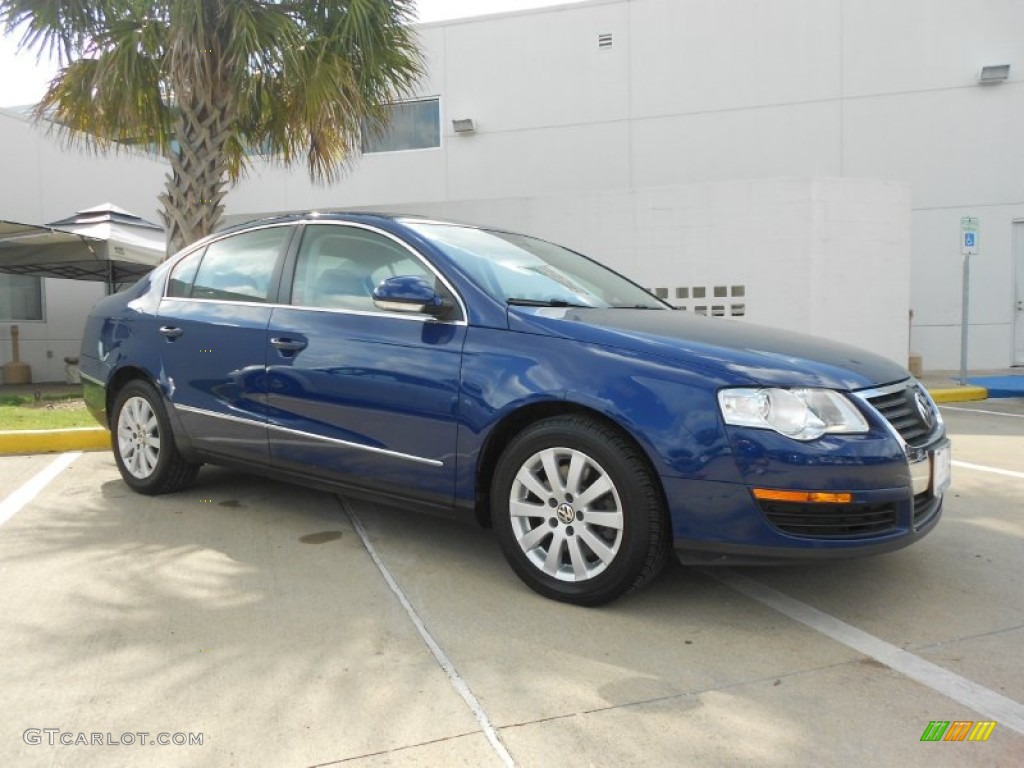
[0, 275, 43, 321]
[361, 98, 441, 154]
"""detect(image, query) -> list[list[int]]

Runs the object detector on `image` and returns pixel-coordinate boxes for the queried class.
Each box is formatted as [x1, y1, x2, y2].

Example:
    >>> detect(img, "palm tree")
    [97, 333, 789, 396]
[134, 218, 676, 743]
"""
[0, 0, 423, 254]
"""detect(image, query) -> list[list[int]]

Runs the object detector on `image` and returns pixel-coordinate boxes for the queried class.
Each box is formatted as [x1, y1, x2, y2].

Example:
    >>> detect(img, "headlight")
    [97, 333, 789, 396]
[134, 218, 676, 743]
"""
[717, 388, 869, 441]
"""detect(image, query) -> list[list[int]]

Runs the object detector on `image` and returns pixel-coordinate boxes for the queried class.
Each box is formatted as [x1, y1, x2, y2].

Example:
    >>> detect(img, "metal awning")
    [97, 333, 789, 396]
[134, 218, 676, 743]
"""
[0, 203, 165, 289]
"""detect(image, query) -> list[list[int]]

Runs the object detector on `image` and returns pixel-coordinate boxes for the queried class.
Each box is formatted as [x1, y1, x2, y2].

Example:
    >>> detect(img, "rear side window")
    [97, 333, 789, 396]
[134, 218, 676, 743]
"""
[187, 227, 290, 302]
[167, 249, 203, 298]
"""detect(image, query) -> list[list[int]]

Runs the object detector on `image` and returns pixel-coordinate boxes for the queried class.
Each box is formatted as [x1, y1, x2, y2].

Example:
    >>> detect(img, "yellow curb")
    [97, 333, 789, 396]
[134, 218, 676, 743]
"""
[927, 386, 988, 403]
[0, 428, 111, 455]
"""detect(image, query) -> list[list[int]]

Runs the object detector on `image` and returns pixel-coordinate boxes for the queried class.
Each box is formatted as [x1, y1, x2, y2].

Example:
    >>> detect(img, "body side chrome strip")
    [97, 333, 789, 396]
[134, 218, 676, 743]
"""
[266, 423, 444, 467]
[172, 403, 443, 468]
[79, 371, 105, 388]
[174, 403, 266, 428]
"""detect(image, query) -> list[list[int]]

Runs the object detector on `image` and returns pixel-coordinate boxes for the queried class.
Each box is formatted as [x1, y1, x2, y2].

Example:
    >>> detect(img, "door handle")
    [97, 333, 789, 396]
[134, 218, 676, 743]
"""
[159, 325, 184, 339]
[270, 337, 308, 352]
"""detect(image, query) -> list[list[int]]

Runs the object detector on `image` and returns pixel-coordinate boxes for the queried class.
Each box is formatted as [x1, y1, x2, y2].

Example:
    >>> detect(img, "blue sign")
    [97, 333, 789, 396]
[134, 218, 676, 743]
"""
[960, 216, 980, 255]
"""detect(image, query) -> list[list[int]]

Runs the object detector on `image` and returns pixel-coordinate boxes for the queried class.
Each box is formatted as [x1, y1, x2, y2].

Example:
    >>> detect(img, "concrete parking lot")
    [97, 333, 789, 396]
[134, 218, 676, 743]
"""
[1, 400, 1022, 767]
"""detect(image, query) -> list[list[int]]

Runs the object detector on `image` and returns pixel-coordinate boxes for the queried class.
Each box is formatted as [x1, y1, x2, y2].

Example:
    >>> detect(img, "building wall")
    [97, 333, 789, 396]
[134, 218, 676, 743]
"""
[0, 109, 167, 382]
[228, 0, 1024, 370]
[3, 0, 1021, 379]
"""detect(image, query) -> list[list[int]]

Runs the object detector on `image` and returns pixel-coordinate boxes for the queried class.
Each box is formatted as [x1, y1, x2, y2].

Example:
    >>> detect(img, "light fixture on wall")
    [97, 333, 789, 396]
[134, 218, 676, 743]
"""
[452, 118, 476, 134]
[977, 64, 1010, 84]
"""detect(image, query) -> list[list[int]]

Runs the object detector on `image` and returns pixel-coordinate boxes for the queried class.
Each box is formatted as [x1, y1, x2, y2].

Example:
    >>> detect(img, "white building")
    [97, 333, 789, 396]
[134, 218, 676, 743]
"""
[2, 0, 1022, 380]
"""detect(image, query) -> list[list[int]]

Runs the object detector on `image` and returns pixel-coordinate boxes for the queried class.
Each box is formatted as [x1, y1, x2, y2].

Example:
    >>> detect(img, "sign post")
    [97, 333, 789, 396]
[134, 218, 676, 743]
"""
[959, 217, 979, 386]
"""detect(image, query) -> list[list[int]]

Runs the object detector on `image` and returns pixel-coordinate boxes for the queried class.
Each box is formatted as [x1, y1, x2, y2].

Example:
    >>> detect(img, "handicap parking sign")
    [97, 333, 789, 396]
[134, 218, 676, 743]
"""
[961, 217, 979, 255]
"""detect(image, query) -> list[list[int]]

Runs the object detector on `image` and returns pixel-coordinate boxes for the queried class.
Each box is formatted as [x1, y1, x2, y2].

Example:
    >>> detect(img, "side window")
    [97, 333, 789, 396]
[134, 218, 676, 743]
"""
[166, 249, 204, 298]
[190, 227, 290, 302]
[291, 225, 436, 312]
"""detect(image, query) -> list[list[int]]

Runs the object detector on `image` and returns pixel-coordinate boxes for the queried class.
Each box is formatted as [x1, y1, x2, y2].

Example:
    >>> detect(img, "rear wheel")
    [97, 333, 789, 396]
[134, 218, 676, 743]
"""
[492, 415, 669, 605]
[112, 379, 199, 495]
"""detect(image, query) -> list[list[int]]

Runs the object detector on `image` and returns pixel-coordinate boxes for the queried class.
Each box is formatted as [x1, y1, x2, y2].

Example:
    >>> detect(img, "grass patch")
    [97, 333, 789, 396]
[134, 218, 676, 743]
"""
[0, 397, 100, 430]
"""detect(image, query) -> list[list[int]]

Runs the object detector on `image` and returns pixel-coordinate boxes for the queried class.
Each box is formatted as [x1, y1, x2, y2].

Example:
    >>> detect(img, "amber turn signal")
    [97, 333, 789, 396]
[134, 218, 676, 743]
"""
[752, 488, 853, 504]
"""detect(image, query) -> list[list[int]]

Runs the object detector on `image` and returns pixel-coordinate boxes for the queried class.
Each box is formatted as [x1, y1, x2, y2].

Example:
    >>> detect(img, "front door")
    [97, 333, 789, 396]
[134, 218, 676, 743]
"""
[266, 223, 466, 505]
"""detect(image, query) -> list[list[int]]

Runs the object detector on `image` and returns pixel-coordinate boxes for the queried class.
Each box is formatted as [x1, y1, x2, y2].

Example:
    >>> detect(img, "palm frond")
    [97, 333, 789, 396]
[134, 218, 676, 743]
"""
[2, 0, 427, 249]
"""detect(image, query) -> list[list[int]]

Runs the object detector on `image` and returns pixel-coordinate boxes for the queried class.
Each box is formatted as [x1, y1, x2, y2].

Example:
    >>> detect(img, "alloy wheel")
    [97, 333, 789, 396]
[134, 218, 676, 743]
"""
[117, 395, 161, 479]
[509, 447, 624, 582]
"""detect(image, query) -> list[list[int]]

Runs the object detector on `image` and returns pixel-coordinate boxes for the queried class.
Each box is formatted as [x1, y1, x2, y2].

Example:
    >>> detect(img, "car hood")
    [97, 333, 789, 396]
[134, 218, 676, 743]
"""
[507, 307, 909, 391]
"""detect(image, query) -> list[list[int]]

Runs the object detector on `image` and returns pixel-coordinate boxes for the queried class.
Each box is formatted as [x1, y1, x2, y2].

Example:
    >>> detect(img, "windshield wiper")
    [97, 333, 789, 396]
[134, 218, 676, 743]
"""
[610, 304, 664, 309]
[506, 297, 594, 308]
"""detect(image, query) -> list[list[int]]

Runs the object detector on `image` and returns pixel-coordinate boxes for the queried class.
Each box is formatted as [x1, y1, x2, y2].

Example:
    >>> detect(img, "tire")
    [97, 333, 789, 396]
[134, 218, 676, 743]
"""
[492, 415, 669, 606]
[111, 379, 200, 495]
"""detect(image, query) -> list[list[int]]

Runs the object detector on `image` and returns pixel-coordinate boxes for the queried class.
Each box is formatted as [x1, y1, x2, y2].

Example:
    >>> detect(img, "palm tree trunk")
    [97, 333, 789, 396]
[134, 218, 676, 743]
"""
[159, 92, 232, 256]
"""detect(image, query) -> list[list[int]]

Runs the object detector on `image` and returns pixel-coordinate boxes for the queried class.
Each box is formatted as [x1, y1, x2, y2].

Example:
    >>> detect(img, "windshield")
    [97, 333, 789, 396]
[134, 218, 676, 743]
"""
[404, 222, 668, 310]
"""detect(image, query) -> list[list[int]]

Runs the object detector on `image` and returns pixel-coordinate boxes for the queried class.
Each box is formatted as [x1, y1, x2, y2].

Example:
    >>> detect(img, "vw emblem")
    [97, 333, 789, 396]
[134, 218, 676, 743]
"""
[914, 388, 935, 429]
[556, 503, 576, 524]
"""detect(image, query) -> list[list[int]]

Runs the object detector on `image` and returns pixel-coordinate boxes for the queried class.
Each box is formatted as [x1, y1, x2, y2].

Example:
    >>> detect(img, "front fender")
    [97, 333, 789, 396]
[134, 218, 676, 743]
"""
[454, 328, 745, 505]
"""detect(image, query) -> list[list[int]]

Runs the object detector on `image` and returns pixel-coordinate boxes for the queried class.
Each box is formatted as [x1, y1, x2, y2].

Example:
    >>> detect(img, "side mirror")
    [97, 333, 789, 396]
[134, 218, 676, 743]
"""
[373, 275, 453, 317]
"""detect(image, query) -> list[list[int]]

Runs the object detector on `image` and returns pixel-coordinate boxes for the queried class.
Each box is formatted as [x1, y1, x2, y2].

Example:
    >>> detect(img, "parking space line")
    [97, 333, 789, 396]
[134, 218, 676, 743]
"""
[952, 460, 1024, 481]
[711, 569, 1024, 735]
[342, 500, 516, 768]
[941, 405, 1024, 419]
[0, 452, 82, 527]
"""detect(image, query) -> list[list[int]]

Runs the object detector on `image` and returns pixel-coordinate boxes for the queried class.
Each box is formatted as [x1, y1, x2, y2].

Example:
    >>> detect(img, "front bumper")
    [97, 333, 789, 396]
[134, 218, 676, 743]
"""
[665, 425, 949, 564]
[673, 498, 942, 565]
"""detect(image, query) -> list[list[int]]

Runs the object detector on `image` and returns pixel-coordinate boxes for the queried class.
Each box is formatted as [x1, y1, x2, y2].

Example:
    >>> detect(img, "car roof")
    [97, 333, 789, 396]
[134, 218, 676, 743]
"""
[214, 211, 482, 237]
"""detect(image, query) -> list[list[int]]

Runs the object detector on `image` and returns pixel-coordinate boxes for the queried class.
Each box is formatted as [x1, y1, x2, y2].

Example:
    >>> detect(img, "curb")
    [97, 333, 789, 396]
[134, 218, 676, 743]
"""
[0, 427, 110, 456]
[926, 386, 988, 404]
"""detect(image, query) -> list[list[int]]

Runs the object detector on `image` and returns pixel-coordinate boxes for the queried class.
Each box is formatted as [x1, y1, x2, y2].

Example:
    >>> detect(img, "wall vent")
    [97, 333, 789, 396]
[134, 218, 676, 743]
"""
[662, 285, 748, 317]
[598, 33, 613, 49]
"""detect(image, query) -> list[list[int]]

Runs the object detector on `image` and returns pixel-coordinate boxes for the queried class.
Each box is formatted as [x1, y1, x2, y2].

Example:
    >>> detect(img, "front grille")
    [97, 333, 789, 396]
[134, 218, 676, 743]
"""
[863, 382, 937, 446]
[760, 500, 898, 538]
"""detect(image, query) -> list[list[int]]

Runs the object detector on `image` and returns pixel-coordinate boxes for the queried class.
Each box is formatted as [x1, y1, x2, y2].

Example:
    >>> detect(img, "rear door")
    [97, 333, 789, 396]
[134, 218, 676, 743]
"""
[265, 223, 466, 505]
[157, 225, 293, 464]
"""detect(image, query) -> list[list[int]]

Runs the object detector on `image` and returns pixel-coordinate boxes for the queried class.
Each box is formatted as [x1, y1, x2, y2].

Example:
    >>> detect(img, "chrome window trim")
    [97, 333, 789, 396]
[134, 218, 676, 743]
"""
[173, 404, 444, 468]
[159, 295, 459, 325]
[159, 220, 469, 326]
[160, 222, 296, 300]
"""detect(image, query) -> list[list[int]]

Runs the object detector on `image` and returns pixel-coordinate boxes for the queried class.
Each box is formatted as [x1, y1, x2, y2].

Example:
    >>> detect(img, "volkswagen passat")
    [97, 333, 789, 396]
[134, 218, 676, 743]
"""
[80, 214, 949, 605]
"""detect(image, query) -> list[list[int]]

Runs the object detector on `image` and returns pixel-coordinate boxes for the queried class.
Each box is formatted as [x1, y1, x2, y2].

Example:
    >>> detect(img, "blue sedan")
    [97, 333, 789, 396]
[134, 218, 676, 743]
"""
[80, 213, 949, 605]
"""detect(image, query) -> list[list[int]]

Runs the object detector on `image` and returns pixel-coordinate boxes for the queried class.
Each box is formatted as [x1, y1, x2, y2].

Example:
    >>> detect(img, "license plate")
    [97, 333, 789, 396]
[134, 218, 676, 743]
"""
[932, 443, 951, 495]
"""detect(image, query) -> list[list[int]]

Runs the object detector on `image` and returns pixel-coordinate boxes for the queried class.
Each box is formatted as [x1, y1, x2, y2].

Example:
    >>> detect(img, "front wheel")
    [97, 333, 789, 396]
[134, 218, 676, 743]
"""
[111, 379, 200, 495]
[492, 415, 669, 606]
